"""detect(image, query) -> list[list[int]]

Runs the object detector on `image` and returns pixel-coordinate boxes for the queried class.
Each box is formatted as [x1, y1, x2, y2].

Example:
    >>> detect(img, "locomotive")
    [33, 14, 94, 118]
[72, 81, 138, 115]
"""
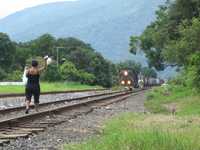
[119, 70, 138, 90]
[119, 69, 164, 90]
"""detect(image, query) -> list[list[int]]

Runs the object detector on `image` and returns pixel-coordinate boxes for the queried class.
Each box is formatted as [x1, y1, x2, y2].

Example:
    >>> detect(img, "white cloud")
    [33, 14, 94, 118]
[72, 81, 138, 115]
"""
[0, 0, 77, 19]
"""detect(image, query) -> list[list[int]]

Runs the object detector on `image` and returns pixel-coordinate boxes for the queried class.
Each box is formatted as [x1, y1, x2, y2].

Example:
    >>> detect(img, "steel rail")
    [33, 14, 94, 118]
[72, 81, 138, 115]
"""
[0, 90, 125, 114]
[0, 88, 107, 98]
[0, 91, 133, 128]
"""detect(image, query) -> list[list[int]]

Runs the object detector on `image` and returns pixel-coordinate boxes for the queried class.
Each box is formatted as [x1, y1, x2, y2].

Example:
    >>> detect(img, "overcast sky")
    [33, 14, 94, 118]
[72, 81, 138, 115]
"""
[0, 0, 77, 19]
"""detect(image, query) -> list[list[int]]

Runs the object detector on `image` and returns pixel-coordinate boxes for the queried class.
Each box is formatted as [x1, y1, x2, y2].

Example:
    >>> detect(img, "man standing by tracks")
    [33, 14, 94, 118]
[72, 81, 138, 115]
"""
[25, 57, 48, 114]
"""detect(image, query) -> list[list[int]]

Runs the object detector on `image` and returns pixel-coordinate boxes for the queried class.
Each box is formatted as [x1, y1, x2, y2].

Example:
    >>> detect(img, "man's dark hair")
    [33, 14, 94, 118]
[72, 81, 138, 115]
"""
[32, 60, 38, 67]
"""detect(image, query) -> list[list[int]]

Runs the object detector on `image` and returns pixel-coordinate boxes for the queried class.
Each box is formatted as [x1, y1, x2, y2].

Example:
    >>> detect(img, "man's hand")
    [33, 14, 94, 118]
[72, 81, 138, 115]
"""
[44, 55, 49, 60]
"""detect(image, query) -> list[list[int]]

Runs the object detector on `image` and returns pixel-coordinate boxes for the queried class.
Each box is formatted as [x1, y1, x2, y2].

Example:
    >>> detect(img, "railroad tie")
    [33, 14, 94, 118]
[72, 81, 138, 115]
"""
[12, 127, 45, 133]
[0, 133, 30, 139]
[0, 139, 10, 146]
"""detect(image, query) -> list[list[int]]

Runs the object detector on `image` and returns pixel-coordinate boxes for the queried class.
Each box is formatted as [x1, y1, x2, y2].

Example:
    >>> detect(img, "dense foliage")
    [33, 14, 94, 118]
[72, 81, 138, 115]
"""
[0, 33, 116, 87]
[130, 0, 200, 89]
[0, 32, 157, 87]
[41, 64, 62, 82]
[0, 33, 16, 70]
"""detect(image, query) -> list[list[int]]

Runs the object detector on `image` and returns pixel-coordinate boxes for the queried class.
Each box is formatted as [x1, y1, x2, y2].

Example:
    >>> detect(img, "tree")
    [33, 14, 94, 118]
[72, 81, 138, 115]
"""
[90, 53, 113, 87]
[14, 46, 32, 70]
[30, 34, 56, 56]
[109, 63, 118, 86]
[60, 61, 96, 85]
[42, 63, 62, 82]
[56, 37, 96, 72]
[186, 52, 200, 89]
[130, 5, 169, 70]
[60, 61, 79, 81]
[0, 33, 16, 70]
[141, 67, 157, 78]
[163, 18, 200, 66]
[117, 60, 142, 75]
[130, 0, 200, 69]
[67, 47, 94, 71]
[0, 32, 118, 87]
[0, 67, 6, 81]
[129, 0, 200, 90]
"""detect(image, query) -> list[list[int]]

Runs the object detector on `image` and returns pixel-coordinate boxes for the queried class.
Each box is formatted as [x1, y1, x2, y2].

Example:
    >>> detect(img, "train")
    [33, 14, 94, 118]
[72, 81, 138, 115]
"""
[119, 70, 138, 90]
[119, 69, 164, 90]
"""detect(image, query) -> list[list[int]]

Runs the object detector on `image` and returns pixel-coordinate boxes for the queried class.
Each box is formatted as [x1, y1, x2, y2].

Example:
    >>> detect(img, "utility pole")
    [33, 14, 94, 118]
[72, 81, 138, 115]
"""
[55, 47, 65, 67]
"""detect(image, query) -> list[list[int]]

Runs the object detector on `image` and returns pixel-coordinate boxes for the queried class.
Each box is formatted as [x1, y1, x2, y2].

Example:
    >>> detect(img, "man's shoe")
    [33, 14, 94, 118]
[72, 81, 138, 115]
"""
[25, 109, 29, 114]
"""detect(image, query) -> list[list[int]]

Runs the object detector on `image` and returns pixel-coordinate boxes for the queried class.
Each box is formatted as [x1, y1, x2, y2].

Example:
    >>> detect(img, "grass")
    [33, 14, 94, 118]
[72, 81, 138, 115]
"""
[145, 85, 200, 115]
[62, 84, 200, 150]
[0, 82, 102, 94]
[63, 113, 200, 150]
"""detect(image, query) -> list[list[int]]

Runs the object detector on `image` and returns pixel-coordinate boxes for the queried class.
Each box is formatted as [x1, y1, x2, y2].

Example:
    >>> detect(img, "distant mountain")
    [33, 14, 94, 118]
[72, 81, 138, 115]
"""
[0, 0, 165, 63]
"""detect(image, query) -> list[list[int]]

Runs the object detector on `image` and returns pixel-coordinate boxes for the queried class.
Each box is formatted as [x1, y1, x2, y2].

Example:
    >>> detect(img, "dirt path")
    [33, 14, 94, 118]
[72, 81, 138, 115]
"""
[1, 91, 147, 150]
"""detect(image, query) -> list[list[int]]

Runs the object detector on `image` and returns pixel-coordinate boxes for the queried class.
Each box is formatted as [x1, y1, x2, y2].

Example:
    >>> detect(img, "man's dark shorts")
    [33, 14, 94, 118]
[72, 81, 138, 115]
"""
[25, 85, 40, 104]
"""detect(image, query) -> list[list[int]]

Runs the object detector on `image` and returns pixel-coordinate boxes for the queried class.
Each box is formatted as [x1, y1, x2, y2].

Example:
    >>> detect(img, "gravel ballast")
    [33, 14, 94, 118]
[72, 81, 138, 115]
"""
[0, 90, 147, 150]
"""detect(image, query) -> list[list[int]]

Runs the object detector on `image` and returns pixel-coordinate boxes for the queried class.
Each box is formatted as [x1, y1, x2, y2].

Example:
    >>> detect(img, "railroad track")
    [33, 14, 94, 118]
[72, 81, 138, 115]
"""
[0, 90, 124, 115]
[0, 90, 138, 146]
[0, 88, 107, 98]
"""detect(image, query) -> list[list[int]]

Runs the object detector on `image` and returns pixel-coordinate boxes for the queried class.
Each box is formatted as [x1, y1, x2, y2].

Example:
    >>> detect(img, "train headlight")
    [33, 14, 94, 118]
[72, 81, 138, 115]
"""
[127, 80, 131, 85]
[124, 71, 128, 76]
[121, 80, 125, 85]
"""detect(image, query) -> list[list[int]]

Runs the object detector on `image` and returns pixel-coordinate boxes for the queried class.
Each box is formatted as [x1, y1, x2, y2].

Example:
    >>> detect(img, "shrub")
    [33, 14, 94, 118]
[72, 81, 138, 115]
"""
[6, 70, 22, 81]
[78, 70, 95, 85]
[168, 72, 187, 87]
[60, 61, 80, 81]
[186, 52, 200, 90]
[41, 63, 62, 81]
[60, 61, 96, 85]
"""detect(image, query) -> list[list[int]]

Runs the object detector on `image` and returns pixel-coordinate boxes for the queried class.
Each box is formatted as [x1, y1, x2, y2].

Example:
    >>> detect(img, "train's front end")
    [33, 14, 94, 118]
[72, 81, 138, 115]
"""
[120, 70, 134, 91]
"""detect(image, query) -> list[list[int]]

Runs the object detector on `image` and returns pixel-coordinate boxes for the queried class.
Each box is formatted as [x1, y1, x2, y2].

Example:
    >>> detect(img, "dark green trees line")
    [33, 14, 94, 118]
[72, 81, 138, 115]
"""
[130, 0, 200, 89]
[0, 33, 116, 87]
[0, 32, 157, 87]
